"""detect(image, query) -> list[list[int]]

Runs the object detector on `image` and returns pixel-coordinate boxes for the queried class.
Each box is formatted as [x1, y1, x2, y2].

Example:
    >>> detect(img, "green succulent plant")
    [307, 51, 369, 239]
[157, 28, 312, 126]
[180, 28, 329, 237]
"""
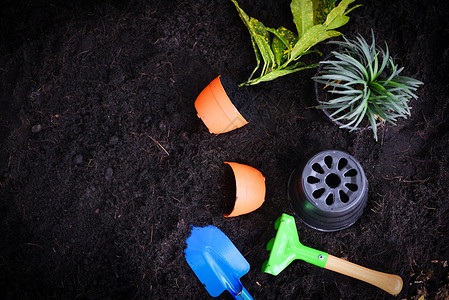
[231, 0, 360, 86]
[313, 32, 423, 141]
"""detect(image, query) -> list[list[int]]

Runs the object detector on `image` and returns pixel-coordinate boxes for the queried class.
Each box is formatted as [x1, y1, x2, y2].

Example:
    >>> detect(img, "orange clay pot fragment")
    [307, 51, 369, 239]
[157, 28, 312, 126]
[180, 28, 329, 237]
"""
[224, 162, 266, 217]
[194, 76, 248, 134]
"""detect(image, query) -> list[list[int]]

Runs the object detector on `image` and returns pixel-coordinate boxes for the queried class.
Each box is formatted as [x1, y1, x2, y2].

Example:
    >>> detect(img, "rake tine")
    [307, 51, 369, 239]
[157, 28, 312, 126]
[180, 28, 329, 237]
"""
[266, 238, 275, 251]
[274, 216, 282, 230]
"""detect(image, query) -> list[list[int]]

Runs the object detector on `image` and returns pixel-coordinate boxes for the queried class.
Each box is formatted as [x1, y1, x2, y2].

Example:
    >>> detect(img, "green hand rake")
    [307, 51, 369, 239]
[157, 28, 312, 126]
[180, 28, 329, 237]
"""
[262, 214, 403, 296]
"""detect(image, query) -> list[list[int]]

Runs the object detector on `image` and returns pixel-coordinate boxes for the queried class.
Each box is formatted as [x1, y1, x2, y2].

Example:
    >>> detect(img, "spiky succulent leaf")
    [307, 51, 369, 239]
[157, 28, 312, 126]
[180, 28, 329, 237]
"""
[313, 32, 423, 141]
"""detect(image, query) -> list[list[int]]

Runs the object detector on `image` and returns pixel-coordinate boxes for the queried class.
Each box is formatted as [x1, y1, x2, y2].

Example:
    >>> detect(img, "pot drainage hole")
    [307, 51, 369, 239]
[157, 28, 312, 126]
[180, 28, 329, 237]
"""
[325, 173, 341, 188]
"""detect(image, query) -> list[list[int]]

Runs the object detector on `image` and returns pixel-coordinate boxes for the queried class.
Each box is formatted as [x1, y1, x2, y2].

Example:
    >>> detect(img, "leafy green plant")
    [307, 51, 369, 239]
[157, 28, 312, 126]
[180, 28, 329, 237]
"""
[313, 32, 423, 141]
[231, 0, 360, 86]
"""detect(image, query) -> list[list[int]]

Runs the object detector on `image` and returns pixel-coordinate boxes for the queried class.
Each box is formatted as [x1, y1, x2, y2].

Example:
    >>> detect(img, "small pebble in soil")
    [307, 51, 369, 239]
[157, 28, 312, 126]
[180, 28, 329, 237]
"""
[30, 91, 40, 98]
[105, 168, 114, 180]
[73, 154, 83, 164]
[109, 135, 119, 145]
[31, 124, 42, 133]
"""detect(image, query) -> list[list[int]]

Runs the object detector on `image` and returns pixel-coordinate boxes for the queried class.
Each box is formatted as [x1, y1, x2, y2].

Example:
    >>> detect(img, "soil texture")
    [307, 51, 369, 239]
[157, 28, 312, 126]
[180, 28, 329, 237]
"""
[1, 0, 448, 299]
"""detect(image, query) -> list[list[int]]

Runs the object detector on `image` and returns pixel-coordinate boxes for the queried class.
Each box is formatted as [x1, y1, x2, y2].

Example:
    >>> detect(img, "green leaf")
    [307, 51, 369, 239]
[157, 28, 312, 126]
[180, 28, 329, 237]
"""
[267, 27, 299, 63]
[275, 26, 299, 49]
[351, 102, 368, 129]
[249, 17, 270, 41]
[284, 61, 310, 70]
[230, 0, 253, 33]
[250, 20, 275, 75]
[255, 69, 301, 84]
[231, 0, 274, 79]
[248, 37, 262, 80]
[271, 36, 285, 66]
[254, 34, 275, 75]
[290, 25, 341, 60]
[243, 63, 318, 85]
[366, 111, 378, 141]
[291, 0, 314, 38]
[326, 15, 350, 30]
[313, 0, 337, 24]
[325, 0, 359, 29]
[231, 0, 359, 86]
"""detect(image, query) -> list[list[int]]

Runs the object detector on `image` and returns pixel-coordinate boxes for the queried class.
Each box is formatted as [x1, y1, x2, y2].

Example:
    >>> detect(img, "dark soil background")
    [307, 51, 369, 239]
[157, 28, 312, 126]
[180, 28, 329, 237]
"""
[1, 0, 448, 299]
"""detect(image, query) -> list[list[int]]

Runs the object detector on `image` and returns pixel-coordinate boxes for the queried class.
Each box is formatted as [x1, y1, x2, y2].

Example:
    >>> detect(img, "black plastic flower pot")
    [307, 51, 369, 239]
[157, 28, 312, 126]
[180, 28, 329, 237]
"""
[288, 150, 368, 232]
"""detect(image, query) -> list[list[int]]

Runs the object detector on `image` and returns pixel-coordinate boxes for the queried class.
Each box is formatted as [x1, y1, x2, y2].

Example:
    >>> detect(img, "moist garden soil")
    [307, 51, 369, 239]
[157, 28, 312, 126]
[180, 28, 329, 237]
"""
[1, 0, 448, 299]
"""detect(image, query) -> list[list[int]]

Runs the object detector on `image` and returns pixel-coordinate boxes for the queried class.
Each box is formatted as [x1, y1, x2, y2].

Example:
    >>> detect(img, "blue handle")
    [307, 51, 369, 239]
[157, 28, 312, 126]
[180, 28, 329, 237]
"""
[232, 286, 253, 300]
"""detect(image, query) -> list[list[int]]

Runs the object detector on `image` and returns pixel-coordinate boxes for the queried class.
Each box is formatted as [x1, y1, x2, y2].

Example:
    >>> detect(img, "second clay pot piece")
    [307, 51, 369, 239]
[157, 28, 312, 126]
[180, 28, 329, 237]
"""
[224, 162, 266, 217]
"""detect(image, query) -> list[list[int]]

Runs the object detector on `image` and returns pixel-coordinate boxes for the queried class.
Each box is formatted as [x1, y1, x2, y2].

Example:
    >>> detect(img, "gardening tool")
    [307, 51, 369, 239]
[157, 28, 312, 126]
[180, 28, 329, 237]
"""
[184, 225, 253, 299]
[224, 162, 266, 217]
[262, 214, 403, 296]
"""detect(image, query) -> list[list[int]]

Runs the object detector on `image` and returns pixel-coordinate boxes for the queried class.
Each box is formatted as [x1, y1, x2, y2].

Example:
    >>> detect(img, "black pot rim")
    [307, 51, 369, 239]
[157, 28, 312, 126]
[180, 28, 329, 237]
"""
[288, 150, 369, 232]
[219, 75, 253, 123]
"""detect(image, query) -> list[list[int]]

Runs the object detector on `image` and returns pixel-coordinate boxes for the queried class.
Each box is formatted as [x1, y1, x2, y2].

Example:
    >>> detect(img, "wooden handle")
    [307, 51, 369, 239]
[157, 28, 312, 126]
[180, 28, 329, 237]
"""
[324, 255, 403, 296]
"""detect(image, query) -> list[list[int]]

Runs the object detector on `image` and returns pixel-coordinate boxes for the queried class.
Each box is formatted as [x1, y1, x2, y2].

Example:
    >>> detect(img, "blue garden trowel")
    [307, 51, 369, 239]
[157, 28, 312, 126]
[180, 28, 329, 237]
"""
[184, 225, 253, 299]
